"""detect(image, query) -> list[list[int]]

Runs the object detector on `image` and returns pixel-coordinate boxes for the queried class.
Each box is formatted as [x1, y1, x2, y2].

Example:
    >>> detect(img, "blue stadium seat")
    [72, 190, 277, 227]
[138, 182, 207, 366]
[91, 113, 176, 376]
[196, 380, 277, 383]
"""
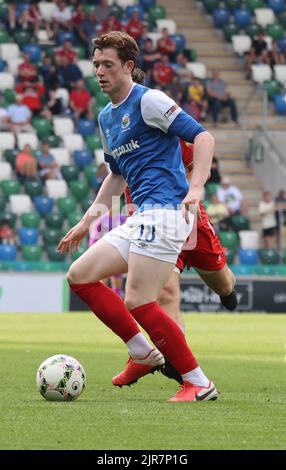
[126, 5, 145, 20]
[239, 248, 259, 265]
[16, 3, 29, 17]
[231, 264, 254, 275]
[274, 94, 286, 114]
[22, 44, 42, 62]
[213, 7, 231, 28]
[234, 7, 252, 27]
[170, 34, 186, 52]
[0, 59, 6, 72]
[140, 0, 156, 8]
[74, 150, 94, 169]
[267, 0, 285, 13]
[277, 37, 286, 54]
[56, 31, 76, 46]
[18, 228, 39, 246]
[76, 119, 96, 137]
[34, 196, 54, 216]
[0, 244, 17, 261]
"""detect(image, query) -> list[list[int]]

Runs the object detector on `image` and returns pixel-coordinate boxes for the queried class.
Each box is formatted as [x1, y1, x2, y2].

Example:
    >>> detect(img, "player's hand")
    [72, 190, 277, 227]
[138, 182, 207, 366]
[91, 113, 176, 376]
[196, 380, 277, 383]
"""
[57, 220, 90, 255]
[181, 187, 203, 224]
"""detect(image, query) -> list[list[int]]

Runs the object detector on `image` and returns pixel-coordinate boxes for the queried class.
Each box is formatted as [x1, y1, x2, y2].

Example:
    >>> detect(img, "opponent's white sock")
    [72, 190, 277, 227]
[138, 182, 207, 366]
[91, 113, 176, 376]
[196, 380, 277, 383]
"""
[182, 367, 210, 387]
[126, 333, 154, 359]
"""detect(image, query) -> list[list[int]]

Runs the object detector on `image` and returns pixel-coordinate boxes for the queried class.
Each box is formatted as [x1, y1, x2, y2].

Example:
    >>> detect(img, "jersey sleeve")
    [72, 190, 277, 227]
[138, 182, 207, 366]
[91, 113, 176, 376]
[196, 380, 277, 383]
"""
[98, 119, 122, 175]
[167, 109, 206, 142]
[140, 89, 182, 133]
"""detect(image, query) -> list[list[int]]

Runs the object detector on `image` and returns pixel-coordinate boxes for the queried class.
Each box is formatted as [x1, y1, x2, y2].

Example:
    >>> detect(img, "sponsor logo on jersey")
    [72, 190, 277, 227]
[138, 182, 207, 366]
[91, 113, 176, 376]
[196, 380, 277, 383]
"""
[121, 113, 130, 131]
[111, 139, 140, 158]
[164, 104, 178, 119]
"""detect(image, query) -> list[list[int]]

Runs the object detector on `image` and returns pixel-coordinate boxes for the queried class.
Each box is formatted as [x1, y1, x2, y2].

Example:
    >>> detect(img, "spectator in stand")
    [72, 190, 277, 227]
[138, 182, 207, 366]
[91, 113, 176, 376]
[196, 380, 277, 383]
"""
[173, 53, 194, 86]
[182, 96, 201, 121]
[37, 142, 62, 180]
[207, 69, 238, 126]
[7, 3, 17, 31]
[15, 144, 38, 180]
[18, 53, 37, 83]
[188, 77, 207, 120]
[125, 11, 144, 43]
[19, 1, 51, 36]
[78, 8, 98, 57]
[206, 193, 230, 231]
[41, 88, 64, 120]
[165, 73, 184, 103]
[69, 79, 93, 119]
[7, 94, 34, 134]
[259, 191, 278, 249]
[0, 222, 15, 245]
[40, 57, 60, 91]
[0, 106, 9, 130]
[140, 39, 161, 85]
[56, 40, 77, 65]
[157, 27, 176, 61]
[101, 13, 122, 35]
[57, 55, 83, 91]
[95, 0, 112, 23]
[52, 0, 73, 34]
[217, 177, 243, 215]
[206, 156, 221, 185]
[15, 82, 45, 116]
[246, 32, 270, 79]
[153, 53, 174, 88]
[275, 190, 286, 225]
[72, 4, 85, 28]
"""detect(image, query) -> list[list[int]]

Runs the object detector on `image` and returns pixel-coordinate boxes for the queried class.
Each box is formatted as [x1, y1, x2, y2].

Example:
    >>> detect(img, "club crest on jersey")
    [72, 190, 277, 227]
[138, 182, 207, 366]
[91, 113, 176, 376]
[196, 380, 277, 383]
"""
[121, 113, 130, 132]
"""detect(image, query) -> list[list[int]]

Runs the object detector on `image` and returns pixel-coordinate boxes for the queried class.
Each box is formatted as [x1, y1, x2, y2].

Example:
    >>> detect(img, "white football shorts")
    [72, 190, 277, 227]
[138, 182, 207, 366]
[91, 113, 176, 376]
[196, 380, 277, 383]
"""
[102, 208, 193, 264]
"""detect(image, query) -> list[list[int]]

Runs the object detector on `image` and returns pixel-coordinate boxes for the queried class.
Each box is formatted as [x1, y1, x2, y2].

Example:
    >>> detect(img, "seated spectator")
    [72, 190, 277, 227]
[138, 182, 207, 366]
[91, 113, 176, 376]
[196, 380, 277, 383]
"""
[91, 163, 109, 191]
[15, 82, 45, 115]
[95, 0, 112, 23]
[16, 144, 38, 179]
[18, 53, 37, 83]
[138, 25, 153, 49]
[165, 73, 184, 103]
[187, 77, 207, 120]
[0, 106, 9, 130]
[246, 32, 270, 79]
[206, 157, 221, 185]
[153, 54, 174, 88]
[140, 38, 161, 73]
[78, 8, 98, 56]
[125, 11, 144, 43]
[0, 222, 15, 245]
[69, 80, 93, 119]
[41, 89, 64, 120]
[52, 0, 73, 34]
[7, 94, 34, 134]
[157, 27, 176, 61]
[37, 142, 61, 180]
[55, 40, 77, 65]
[182, 96, 201, 121]
[101, 14, 122, 35]
[259, 191, 278, 249]
[206, 193, 230, 231]
[40, 57, 60, 91]
[173, 53, 194, 86]
[206, 69, 238, 126]
[57, 55, 83, 91]
[72, 4, 85, 27]
[217, 177, 243, 215]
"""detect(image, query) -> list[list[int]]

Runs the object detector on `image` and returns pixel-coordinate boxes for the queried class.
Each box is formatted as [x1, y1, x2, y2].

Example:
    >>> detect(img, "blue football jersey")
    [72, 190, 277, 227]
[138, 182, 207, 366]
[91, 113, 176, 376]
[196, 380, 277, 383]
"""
[98, 83, 205, 209]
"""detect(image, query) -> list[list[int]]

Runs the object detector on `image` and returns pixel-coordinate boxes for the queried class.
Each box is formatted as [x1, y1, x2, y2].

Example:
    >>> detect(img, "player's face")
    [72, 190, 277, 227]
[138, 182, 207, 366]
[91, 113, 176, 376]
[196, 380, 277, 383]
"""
[93, 47, 133, 96]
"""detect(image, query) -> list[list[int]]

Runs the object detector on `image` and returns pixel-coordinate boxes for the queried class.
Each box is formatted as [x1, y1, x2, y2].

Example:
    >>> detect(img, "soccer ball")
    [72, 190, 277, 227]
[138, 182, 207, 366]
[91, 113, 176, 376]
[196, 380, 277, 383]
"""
[36, 354, 86, 401]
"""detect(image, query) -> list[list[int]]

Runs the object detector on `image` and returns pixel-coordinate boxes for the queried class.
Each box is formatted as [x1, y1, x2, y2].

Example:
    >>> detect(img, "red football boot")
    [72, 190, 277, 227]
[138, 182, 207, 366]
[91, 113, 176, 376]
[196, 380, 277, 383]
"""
[112, 349, 165, 387]
[168, 381, 218, 402]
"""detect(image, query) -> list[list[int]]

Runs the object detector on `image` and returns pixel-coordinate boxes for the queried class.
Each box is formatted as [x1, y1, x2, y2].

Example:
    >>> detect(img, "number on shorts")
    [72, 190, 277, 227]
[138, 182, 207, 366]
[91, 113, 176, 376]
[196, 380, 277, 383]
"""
[137, 224, 156, 242]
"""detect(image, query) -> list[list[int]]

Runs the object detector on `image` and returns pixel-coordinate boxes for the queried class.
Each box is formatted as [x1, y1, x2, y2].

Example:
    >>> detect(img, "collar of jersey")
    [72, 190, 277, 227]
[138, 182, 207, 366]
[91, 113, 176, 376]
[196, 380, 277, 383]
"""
[111, 83, 136, 108]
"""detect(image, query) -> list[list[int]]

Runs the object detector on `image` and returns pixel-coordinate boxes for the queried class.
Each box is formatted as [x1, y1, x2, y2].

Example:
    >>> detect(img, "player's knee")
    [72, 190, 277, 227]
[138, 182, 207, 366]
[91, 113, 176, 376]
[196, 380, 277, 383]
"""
[158, 285, 178, 308]
[67, 263, 79, 285]
[217, 277, 234, 297]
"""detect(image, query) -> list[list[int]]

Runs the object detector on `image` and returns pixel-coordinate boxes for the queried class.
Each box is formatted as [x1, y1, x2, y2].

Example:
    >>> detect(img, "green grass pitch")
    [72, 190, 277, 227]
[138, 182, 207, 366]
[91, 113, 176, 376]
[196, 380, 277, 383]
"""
[0, 312, 286, 450]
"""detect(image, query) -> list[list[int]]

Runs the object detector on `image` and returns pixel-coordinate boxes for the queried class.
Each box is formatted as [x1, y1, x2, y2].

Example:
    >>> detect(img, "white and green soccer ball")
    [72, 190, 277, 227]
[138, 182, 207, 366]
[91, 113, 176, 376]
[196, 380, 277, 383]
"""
[36, 354, 86, 401]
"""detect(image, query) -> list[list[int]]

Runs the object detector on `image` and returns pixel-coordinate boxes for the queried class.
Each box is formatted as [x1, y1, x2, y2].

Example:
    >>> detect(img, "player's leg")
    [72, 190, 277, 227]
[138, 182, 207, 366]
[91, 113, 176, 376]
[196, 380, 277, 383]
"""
[196, 264, 237, 311]
[67, 239, 164, 368]
[157, 270, 185, 331]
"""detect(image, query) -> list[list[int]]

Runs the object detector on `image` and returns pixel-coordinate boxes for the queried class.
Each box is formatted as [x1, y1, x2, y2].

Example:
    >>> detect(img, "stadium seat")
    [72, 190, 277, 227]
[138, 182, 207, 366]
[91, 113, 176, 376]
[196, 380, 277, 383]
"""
[53, 117, 74, 137]
[84, 165, 98, 185]
[86, 135, 102, 151]
[148, 5, 166, 24]
[55, 88, 69, 107]
[218, 230, 239, 250]
[232, 35, 252, 56]
[156, 19, 177, 34]
[234, 7, 252, 27]
[0, 72, 15, 90]
[74, 150, 93, 169]
[93, 104, 105, 120]
[247, 0, 265, 10]
[0, 59, 6, 72]
[17, 133, 39, 150]
[36, 30, 50, 44]
[170, 34, 186, 52]
[85, 76, 101, 96]
[0, 31, 9, 44]
[95, 93, 110, 107]
[13, 30, 32, 46]
[34, 196, 54, 216]
[1, 179, 20, 197]
[38, 2, 56, 21]
[46, 245, 66, 262]
[56, 31, 76, 46]
[71, 242, 87, 261]
[239, 248, 259, 264]
[0, 162, 12, 180]
[226, 0, 242, 9]
[4, 89, 16, 104]
[45, 212, 64, 229]
[267, 0, 285, 12]
[0, 43, 20, 61]
[77, 60, 94, 77]
[203, 0, 219, 12]
[46, 180, 68, 199]
[245, 22, 263, 38]
[266, 23, 284, 39]
[126, 5, 145, 20]
[273, 65, 286, 84]
[254, 8, 275, 27]
[19, 227, 39, 245]
[115, 0, 137, 7]
[70, 181, 89, 201]
[277, 11, 286, 27]
[22, 245, 42, 262]
[68, 212, 84, 228]
[10, 194, 32, 215]
[251, 65, 272, 83]
[263, 79, 282, 99]
[43, 134, 61, 148]
[213, 7, 231, 28]
[76, 119, 96, 137]
[62, 134, 85, 153]
[32, 118, 52, 139]
[21, 212, 41, 229]
[0, 210, 17, 228]
[0, 132, 15, 150]
[239, 230, 259, 249]
[95, 149, 105, 166]
[81, 195, 95, 212]
[223, 22, 240, 42]
[146, 32, 162, 47]
[274, 94, 286, 114]
[0, 195, 6, 212]
[57, 196, 77, 216]
[259, 248, 279, 264]
[186, 62, 207, 79]
[0, 244, 17, 261]
[205, 183, 221, 199]
[7, 57, 23, 75]
[225, 248, 236, 264]
[231, 214, 250, 231]
[43, 228, 63, 246]
[22, 44, 42, 62]
[61, 165, 80, 183]
[49, 148, 71, 166]
[74, 46, 86, 60]
[24, 179, 43, 198]
[253, 264, 281, 275]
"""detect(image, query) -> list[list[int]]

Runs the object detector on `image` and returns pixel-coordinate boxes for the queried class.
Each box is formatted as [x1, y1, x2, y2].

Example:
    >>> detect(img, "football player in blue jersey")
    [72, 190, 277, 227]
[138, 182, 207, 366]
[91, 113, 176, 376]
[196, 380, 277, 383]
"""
[58, 31, 217, 402]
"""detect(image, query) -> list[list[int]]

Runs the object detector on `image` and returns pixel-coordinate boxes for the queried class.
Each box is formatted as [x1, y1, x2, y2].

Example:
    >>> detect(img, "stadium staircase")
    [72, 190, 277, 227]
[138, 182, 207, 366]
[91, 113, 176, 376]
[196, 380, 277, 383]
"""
[158, 0, 286, 230]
